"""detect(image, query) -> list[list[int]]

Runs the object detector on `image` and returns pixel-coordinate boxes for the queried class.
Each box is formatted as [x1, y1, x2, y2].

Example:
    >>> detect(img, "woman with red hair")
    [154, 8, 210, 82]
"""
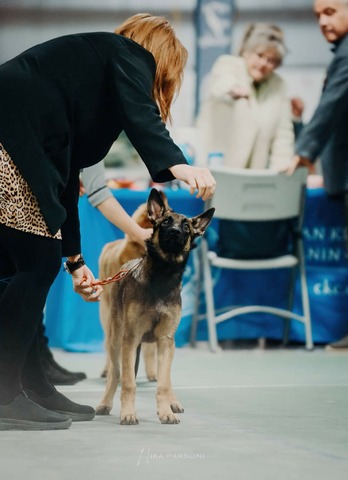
[0, 13, 215, 431]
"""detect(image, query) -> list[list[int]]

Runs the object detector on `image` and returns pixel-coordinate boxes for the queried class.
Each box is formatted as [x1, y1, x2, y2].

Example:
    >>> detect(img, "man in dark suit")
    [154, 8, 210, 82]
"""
[288, 0, 348, 349]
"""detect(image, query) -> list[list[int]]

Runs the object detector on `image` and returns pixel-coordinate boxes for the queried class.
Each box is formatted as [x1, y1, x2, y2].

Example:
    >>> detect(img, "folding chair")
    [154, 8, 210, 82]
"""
[191, 166, 313, 352]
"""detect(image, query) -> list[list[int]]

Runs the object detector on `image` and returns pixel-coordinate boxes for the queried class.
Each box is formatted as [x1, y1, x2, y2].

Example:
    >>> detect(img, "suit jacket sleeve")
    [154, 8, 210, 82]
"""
[107, 46, 187, 182]
[295, 43, 348, 160]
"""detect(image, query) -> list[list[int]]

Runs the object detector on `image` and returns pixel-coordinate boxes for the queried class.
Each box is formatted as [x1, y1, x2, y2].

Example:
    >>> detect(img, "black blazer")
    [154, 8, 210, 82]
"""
[295, 34, 348, 195]
[0, 33, 186, 255]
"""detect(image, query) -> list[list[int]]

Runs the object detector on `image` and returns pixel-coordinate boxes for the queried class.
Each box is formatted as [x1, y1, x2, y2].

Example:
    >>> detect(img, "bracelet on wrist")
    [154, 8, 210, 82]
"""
[64, 255, 85, 274]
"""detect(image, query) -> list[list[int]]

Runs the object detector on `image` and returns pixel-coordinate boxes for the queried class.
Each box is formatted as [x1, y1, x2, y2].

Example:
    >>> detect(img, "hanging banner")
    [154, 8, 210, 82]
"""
[194, 0, 235, 116]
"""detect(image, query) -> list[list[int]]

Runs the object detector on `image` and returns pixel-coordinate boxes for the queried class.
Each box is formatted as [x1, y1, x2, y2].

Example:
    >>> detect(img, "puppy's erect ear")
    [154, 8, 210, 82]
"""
[191, 208, 215, 239]
[158, 190, 171, 211]
[147, 188, 168, 222]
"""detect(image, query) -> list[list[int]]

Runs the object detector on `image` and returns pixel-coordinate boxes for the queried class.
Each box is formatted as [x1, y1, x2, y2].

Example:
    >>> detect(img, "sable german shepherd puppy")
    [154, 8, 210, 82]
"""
[99, 200, 157, 381]
[96, 188, 214, 425]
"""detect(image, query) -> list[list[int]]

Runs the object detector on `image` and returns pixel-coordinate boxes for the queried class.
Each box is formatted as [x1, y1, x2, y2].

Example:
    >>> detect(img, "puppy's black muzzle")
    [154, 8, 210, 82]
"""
[159, 225, 189, 254]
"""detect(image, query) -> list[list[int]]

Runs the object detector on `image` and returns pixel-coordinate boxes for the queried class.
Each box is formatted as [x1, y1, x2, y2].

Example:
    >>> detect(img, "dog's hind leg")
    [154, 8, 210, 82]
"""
[99, 287, 112, 378]
[142, 342, 157, 382]
[96, 339, 121, 416]
[156, 335, 184, 424]
[120, 337, 142, 425]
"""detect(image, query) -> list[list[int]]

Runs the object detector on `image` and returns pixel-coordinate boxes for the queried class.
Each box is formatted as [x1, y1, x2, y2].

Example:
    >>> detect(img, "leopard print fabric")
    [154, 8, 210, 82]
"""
[0, 143, 62, 239]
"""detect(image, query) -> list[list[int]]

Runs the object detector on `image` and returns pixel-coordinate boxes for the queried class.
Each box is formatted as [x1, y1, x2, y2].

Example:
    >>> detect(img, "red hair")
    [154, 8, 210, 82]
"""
[115, 13, 188, 123]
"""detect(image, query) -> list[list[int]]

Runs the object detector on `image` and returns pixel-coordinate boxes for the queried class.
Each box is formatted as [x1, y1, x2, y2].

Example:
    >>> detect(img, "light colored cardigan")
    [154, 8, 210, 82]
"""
[196, 55, 294, 170]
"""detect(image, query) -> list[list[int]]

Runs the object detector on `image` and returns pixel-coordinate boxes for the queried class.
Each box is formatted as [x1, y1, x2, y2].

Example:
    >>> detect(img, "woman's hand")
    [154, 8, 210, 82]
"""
[287, 155, 316, 176]
[71, 264, 103, 302]
[128, 226, 153, 247]
[169, 164, 216, 200]
[229, 85, 250, 100]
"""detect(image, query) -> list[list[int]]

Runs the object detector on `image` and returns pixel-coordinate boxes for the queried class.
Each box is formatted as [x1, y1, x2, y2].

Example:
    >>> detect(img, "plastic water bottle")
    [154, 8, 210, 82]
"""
[208, 152, 224, 167]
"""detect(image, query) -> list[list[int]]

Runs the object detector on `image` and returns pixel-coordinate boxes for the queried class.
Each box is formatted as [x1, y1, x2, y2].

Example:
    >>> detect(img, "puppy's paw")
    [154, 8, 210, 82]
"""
[170, 402, 184, 414]
[147, 375, 157, 382]
[159, 413, 180, 424]
[120, 413, 139, 425]
[95, 405, 112, 415]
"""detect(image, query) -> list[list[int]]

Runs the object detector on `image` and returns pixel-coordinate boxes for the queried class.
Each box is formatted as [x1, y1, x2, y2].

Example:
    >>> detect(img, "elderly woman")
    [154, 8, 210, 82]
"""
[197, 23, 294, 170]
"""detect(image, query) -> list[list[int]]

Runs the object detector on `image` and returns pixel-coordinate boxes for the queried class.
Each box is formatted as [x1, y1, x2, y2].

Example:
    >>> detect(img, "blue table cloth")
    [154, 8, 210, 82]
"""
[45, 187, 348, 351]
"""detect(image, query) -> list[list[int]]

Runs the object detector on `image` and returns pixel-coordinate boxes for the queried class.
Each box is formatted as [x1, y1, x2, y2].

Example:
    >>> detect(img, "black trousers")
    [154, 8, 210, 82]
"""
[0, 224, 62, 403]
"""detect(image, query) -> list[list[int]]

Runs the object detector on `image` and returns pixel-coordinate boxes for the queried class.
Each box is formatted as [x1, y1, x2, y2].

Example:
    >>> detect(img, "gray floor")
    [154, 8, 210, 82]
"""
[0, 344, 348, 480]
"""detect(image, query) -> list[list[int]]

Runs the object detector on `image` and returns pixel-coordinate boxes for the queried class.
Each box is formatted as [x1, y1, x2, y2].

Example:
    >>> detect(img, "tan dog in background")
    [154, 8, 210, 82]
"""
[99, 199, 159, 381]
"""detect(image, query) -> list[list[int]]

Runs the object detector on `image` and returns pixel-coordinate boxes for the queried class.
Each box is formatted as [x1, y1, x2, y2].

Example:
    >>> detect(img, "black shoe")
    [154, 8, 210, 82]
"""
[0, 392, 72, 431]
[48, 356, 87, 381]
[42, 357, 87, 386]
[39, 325, 86, 384]
[25, 388, 95, 422]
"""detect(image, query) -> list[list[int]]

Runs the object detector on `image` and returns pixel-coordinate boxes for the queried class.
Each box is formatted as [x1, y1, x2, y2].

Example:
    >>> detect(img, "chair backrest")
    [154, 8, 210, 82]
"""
[207, 167, 307, 222]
